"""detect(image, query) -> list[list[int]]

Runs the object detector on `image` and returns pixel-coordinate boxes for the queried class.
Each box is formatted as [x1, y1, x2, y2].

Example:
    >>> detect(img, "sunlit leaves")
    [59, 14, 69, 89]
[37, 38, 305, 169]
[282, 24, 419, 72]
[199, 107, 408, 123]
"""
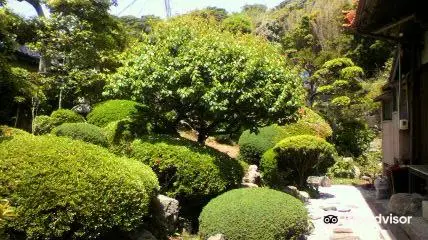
[105, 16, 304, 142]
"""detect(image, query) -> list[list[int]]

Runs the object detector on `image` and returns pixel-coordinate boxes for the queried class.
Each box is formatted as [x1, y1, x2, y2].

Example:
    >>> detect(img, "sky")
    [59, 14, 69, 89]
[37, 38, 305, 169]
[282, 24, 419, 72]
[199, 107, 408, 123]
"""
[6, 0, 285, 19]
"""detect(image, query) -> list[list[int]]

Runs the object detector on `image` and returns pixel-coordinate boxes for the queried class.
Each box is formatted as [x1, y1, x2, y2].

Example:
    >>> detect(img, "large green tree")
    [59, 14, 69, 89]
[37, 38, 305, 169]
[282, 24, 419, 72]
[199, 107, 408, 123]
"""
[0, 8, 43, 127]
[104, 16, 304, 143]
[30, 0, 126, 108]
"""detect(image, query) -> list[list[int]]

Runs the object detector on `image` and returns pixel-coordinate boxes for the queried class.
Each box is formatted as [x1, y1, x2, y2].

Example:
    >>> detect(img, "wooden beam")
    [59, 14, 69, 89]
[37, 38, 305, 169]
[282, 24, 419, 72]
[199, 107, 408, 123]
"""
[373, 14, 415, 35]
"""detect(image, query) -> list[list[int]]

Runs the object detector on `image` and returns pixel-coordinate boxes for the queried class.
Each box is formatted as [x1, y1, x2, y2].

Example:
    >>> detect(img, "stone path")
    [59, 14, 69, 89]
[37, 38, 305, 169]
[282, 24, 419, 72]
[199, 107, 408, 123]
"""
[306, 185, 385, 240]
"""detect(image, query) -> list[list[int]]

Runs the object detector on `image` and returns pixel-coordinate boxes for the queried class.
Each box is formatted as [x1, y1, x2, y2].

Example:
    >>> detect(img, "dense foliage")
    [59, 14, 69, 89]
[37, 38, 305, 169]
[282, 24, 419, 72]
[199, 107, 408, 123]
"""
[0, 126, 30, 137]
[327, 158, 356, 178]
[32, 115, 53, 135]
[87, 99, 139, 127]
[50, 109, 84, 126]
[238, 107, 331, 165]
[0, 135, 159, 239]
[105, 16, 304, 143]
[129, 135, 244, 201]
[199, 188, 308, 240]
[261, 135, 336, 188]
[52, 122, 109, 147]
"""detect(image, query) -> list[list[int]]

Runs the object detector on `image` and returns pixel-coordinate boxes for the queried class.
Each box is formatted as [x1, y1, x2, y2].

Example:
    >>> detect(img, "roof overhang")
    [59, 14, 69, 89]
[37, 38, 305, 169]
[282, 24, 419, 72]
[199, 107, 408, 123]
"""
[352, 0, 425, 41]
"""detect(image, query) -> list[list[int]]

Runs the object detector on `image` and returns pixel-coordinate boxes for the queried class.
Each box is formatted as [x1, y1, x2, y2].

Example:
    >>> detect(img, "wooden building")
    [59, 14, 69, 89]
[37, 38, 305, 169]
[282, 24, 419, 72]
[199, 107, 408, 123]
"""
[352, 0, 428, 193]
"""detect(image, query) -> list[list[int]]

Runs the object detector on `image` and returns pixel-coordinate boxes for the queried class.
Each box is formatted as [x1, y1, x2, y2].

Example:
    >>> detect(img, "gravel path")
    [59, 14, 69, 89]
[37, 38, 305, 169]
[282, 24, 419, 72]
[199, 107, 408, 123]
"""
[306, 185, 385, 240]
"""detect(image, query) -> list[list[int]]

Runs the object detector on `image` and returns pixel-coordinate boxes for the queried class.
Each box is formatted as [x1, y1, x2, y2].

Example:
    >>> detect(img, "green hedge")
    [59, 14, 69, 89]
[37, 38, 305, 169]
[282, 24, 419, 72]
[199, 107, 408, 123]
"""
[50, 109, 84, 126]
[130, 135, 245, 200]
[87, 100, 140, 127]
[129, 135, 245, 225]
[199, 188, 308, 240]
[104, 119, 134, 145]
[32, 115, 53, 135]
[33, 110, 84, 135]
[0, 135, 159, 239]
[261, 135, 336, 188]
[52, 123, 109, 147]
[238, 108, 332, 165]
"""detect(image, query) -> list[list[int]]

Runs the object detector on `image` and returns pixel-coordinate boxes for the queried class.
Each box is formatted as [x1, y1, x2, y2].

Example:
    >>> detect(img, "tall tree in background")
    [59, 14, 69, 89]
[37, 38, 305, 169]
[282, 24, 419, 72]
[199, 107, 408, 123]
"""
[30, 0, 126, 109]
[104, 16, 304, 143]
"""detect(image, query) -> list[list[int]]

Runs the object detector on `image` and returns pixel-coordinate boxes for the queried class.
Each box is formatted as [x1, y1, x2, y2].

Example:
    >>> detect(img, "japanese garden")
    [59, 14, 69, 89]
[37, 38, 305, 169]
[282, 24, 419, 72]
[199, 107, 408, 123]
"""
[0, 0, 396, 239]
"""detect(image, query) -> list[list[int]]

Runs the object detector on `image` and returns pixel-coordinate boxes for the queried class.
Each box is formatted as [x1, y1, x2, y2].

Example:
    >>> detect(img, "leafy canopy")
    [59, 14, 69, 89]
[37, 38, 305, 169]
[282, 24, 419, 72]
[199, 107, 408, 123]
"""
[104, 16, 304, 143]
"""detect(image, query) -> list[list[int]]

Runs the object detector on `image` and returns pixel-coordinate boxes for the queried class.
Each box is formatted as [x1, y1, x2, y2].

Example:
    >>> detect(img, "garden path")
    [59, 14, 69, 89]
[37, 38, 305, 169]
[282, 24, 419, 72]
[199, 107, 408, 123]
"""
[306, 185, 391, 240]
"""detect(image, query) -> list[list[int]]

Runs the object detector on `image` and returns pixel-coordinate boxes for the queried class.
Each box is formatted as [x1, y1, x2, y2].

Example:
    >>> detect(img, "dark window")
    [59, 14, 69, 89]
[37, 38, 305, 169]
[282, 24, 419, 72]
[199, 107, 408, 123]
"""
[383, 100, 393, 120]
[392, 89, 397, 111]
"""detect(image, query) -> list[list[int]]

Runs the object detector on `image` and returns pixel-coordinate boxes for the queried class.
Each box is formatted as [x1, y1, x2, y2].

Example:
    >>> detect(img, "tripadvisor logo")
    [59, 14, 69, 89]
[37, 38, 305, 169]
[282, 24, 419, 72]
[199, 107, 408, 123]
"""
[375, 214, 412, 224]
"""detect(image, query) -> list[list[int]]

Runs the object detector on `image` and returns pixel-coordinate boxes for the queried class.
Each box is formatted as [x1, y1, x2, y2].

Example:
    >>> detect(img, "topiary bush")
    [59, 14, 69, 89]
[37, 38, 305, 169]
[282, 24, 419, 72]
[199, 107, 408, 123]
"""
[87, 100, 140, 127]
[0, 135, 159, 239]
[129, 135, 245, 226]
[327, 158, 356, 178]
[261, 135, 336, 188]
[238, 107, 332, 165]
[199, 188, 308, 240]
[51, 122, 109, 147]
[50, 109, 84, 126]
[32, 115, 54, 135]
[130, 135, 245, 199]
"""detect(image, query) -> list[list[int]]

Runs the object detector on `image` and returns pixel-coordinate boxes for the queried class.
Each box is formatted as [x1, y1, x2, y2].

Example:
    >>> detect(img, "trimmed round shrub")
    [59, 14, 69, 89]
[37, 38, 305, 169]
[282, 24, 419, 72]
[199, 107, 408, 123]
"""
[130, 135, 245, 200]
[199, 188, 308, 240]
[87, 100, 140, 127]
[51, 123, 109, 147]
[129, 135, 245, 226]
[261, 135, 336, 188]
[238, 107, 332, 165]
[32, 115, 54, 135]
[104, 119, 134, 145]
[50, 109, 84, 126]
[0, 135, 159, 239]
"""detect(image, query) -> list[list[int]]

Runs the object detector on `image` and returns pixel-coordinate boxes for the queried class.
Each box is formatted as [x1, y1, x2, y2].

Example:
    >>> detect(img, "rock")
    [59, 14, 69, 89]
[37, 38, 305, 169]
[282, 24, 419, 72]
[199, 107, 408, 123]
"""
[322, 205, 337, 211]
[298, 191, 310, 202]
[72, 97, 91, 115]
[129, 229, 157, 240]
[242, 165, 261, 185]
[307, 176, 331, 188]
[374, 176, 389, 199]
[333, 227, 354, 233]
[330, 233, 360, 240]
[72, 103, 91, 115]
[241, 182, 259, 188]
[283, 185, 299, 197]
[337, 206, 351, 212]
[307, 176, 321, 186]
[352, 165, 360, 179]
[157, 194, 179, 231]
[320, 176, 332, 187]
[361, 176, 371, 182]
[207, 234, 226, 240]
[388, 193, 425, 216]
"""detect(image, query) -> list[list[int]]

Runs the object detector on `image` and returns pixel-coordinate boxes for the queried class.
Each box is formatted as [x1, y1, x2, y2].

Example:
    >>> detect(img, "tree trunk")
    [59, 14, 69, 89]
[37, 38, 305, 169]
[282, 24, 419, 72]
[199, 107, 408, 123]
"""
[14, 106, 20, 128]
[58, 88, 63, 109]
[197, 130, 208, 145]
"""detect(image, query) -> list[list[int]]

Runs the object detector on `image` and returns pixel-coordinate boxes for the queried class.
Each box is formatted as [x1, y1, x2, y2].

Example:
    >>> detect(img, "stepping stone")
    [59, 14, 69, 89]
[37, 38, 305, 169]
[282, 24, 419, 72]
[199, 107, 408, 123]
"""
[333, 227, 354, 233]
[322, 205, 337, 211]
[337, 206, 351, 212]
[330, 233, 360, 240]
[310, 214, 322, 220]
